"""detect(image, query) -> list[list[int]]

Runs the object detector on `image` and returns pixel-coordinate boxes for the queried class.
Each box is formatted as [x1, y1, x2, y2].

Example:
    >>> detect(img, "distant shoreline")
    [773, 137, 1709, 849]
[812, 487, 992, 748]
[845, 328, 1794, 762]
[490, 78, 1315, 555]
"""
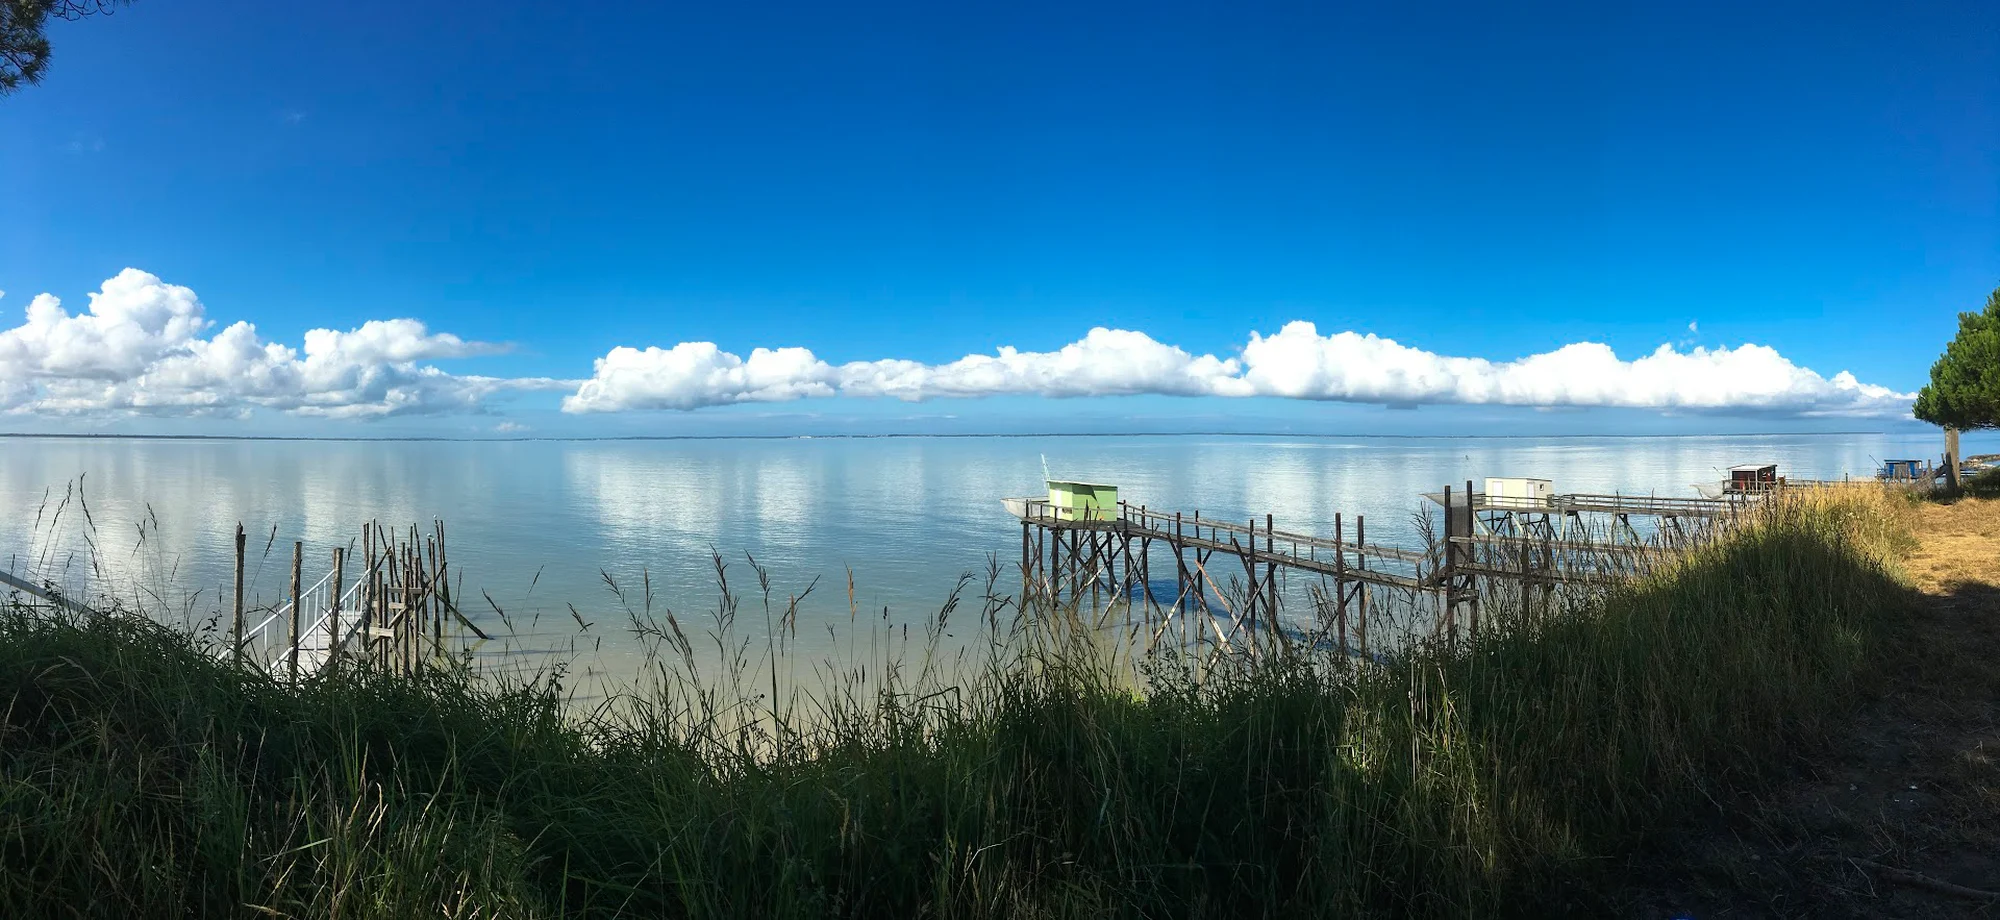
[0, 430, 1896, 444]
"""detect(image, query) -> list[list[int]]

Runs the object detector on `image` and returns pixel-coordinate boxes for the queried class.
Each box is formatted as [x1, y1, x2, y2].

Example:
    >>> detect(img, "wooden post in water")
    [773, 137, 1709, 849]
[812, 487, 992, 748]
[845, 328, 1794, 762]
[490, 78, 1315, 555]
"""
[1355, 515, 1368, 660]
[396, 527, 407, 676]
[1090, 529, 1102, 610]
[409, 538, 420, 672]
[1241, 517, 1257, 634]
[1050, 528, 1062, 604]
[370, 529, 384, 672]
[436, 525, 448, 663]
[1173, 512, 1186, 621]
[289, 541, 303, 681]
[1037, 522, 1048, 602]
[378, 532, 392, 672]
[1119, 503, 1134, 619]
[1442, 486, 1455, 643]
[1466, 480, 1479, 641]
[1139, 504, 1156, 618]
[1518, 536, 1532, 626]
[411, 525, 423, 675]
[328, 547, 345, 675]
[362, 524, 375, 670]
[405, 530, 417, 676]
[1139, 531, 1154, 615]
[232, 524, 246, 666]
[392, 534, 404, 676]
[1020, 521, 1031, 604]
[1191, 511, 1202, 618]
[436, 525, 448, 661]
[390, 530, 400, 675]
[1265, 513, 1279, 640]
[1334, 512, 1348, 653]
[1059, 526, 1069, 605]
[428, 523, 444, 665]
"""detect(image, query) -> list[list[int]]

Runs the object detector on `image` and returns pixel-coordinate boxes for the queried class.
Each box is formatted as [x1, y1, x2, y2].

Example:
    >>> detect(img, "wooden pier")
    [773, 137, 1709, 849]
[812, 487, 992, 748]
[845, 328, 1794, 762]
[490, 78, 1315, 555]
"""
[1011, 496, 1428, 656]
[1009, 481, 1760, 654]
[229, 521, 482, 680]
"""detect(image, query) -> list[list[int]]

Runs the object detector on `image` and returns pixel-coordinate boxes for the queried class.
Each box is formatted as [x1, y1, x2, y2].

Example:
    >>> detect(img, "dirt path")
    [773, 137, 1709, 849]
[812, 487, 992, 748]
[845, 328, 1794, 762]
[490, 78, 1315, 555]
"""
[1630, 496, 2000, 918]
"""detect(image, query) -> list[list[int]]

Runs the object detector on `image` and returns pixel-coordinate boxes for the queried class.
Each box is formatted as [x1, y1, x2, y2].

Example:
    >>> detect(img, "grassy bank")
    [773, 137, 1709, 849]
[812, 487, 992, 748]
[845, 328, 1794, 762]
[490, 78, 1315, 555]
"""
[0, 490, 1915, 918]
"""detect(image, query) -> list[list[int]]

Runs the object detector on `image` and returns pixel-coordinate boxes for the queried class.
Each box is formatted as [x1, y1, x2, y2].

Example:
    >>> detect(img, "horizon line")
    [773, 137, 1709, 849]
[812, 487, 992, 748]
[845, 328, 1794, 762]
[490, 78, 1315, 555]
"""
[0, 430, 1902, 444]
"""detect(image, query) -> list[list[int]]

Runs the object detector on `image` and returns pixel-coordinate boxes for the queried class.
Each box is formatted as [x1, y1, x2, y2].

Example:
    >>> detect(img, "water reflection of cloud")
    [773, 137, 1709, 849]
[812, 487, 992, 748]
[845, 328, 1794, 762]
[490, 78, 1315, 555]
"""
[0, 440, 454, 615]
[2, 432, 1975, 674]
[752, 454, 817, 535]
[564, 448, 728, 555]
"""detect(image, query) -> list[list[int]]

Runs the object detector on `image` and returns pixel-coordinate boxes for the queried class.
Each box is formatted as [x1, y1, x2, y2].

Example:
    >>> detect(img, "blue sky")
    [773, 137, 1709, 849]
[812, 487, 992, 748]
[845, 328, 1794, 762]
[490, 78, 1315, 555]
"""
[0, 0, 1994, 437]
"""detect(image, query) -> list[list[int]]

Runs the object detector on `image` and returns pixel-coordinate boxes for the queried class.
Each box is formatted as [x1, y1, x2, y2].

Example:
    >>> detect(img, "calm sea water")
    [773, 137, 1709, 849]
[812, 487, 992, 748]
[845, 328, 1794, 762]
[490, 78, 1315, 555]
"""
[2, 432, 1986, 683]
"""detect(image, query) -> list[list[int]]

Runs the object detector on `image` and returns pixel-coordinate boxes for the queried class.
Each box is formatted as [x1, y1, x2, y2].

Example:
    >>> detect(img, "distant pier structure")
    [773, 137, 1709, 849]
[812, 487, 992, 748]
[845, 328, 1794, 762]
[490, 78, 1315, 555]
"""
[1004, 473, 1761, 653]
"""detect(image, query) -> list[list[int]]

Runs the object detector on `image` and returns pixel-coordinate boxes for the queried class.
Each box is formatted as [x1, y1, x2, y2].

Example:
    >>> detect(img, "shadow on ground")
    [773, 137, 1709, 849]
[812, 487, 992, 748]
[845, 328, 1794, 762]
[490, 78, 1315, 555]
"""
[1624, 576, 2000, 919]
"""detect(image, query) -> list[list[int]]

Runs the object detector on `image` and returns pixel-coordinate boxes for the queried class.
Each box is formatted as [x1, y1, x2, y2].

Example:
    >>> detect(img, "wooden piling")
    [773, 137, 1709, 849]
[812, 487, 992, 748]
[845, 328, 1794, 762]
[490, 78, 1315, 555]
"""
[1443, 485, 1456, 642]
[1020, 521, 1031, 602]
[1355, 515, 1368, 660]
[328, 546, 345, 675]
[1265, 513, 1279, 641]
[1334, 512, 1348, 652]
[232, 524, 246, 665]
[1518, 536, 1531, 624]
[1240, 517, 1258, 633]
[1466, 479, 1479, 641]
[288, 540, 303, 681]
[362, 524, 376, 670]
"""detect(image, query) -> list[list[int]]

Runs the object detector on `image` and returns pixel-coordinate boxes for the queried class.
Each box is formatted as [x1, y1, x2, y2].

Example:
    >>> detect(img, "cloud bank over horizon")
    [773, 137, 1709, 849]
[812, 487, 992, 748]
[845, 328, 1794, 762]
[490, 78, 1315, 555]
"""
[0, 269, 1915, 423]
[564, 324, 1913, 420]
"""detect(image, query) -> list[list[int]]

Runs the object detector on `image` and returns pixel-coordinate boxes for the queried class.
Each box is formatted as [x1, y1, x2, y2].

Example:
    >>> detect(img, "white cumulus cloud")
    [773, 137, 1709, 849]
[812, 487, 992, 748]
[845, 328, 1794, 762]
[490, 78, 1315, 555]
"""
[1, 269, 1917, 422]
[841, 328, 1240, 401]
[562, 343, 839, 412]
[564, 322, 1914, 418]
[1232, 322, 1909, 416]
[0, 269, 564, 419]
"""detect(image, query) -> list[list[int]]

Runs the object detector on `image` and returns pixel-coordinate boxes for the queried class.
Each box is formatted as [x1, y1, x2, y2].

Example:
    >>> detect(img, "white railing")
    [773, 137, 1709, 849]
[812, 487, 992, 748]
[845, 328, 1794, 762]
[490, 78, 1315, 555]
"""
[284, 562, 378, 677]
[237, 555, 383, 678]
[235, 567, 336, 666]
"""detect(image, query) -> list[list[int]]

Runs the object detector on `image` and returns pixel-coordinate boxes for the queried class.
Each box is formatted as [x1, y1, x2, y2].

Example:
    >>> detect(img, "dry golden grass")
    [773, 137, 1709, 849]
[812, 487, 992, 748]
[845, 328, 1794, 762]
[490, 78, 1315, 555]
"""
[1904, 495, 2000, 596]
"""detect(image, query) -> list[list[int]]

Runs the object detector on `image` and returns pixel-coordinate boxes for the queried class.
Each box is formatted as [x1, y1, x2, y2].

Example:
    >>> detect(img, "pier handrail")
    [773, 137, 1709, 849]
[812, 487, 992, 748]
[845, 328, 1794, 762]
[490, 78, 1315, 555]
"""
[1012, 497, 1433, 575]
[235, 567, 338, 655]
[1447, 532, 1674, 558]
[1422, 490, 1755, 518]
[0, 569, 99, 617]
[285, 560, 374, 667]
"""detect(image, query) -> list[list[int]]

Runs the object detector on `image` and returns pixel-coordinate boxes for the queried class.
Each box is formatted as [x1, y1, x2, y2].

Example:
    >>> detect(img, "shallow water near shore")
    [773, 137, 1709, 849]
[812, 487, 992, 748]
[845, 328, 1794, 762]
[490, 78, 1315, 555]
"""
[2, 431, 1987, 690]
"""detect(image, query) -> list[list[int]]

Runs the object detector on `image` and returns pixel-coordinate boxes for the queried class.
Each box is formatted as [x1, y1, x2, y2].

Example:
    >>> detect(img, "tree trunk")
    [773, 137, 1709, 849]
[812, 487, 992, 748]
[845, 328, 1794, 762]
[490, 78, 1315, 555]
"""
[1946, 427, 1962, 490]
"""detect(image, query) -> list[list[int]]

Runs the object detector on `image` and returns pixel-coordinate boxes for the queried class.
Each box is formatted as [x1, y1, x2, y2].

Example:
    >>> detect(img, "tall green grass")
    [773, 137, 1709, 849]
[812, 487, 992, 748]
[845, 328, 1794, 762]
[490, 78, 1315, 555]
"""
[0, 490, 1912, 918]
